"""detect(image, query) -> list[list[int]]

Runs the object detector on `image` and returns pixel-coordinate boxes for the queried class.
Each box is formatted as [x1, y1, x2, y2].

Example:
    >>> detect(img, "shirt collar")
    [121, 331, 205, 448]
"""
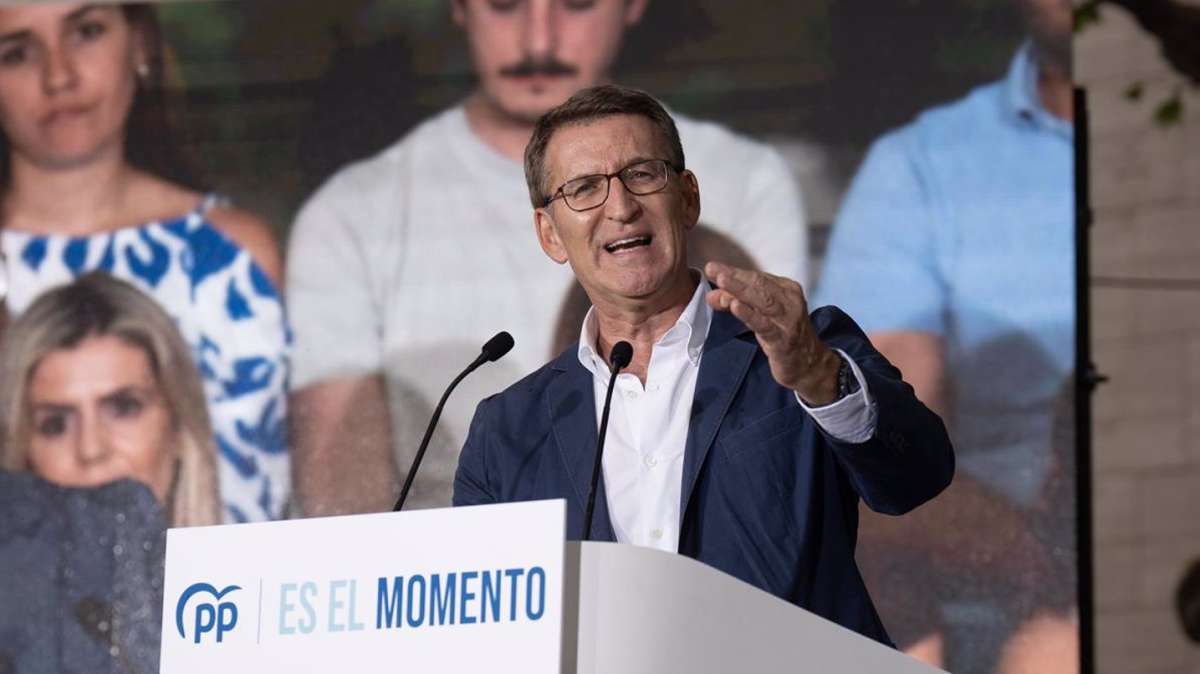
[577, 272, 713, 376]
[1003, 41, 1073, 139]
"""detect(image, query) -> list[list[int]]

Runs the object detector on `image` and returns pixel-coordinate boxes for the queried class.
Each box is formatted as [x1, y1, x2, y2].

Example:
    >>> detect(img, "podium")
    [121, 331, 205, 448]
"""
[565, 541, 942, 673]
[160, 500, 943, 673]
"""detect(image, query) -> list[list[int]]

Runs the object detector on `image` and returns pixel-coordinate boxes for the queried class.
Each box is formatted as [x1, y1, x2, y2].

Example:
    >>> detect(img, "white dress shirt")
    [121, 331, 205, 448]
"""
[576, 275, 877, 553]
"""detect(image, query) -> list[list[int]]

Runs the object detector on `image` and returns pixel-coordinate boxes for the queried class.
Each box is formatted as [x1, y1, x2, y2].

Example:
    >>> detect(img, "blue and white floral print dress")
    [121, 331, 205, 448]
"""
[1, 195, 290, 522]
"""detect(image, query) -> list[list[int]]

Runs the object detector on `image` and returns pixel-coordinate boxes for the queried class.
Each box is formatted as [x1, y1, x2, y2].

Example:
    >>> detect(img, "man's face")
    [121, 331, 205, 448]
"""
[1016, 0, 1071, 68]
[534, 114, 700, 308]
[453, 0, 647, 124]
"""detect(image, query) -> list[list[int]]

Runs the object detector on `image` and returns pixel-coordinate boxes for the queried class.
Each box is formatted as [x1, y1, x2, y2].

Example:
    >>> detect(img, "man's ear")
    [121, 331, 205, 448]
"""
[534, 209, 569, 264]
[680, 169, 701, 231]
[451, 0, 467, 28]
[624, 0, 649, 26]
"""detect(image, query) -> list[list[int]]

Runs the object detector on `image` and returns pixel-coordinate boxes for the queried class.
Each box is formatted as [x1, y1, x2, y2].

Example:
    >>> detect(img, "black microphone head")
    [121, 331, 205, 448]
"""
[481, 331, 515, 362]
[610, 341, 633, 369]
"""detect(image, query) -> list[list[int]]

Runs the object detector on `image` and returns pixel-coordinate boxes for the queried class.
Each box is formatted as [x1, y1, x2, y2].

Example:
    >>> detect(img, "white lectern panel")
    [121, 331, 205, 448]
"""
[569, 542, 946, 674]
[161, 500, 565, 673]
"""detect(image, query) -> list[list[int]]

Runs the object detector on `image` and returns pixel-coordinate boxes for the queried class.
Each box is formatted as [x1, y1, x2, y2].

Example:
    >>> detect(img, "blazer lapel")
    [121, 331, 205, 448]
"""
[546, 348, 616, 542]
[680, 310, 757, 519]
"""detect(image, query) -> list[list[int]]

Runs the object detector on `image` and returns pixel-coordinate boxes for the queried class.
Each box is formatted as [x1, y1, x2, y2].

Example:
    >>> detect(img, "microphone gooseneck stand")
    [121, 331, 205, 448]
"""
[392, 331, 514, 512]
[582, 341, 633, 541]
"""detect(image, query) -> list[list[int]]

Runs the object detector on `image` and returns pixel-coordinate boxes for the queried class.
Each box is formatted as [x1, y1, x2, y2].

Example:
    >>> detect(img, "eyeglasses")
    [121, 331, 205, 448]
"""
[544, 158, 678, 211]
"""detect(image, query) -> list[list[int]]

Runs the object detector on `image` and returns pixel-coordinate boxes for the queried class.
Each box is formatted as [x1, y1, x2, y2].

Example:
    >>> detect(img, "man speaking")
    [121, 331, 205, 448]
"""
[453, 85, 955, 645]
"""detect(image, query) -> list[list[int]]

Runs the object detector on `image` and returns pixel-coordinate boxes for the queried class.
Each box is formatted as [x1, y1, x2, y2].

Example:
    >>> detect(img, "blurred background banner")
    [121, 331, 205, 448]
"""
[0, 2, 1078, 673]
[154, 0, 1026, 252]
[156, 1, 1076, 672]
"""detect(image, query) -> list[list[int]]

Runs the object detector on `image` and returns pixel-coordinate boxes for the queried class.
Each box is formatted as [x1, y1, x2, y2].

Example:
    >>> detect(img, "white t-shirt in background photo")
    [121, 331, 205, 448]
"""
[286, 104, 808, 509]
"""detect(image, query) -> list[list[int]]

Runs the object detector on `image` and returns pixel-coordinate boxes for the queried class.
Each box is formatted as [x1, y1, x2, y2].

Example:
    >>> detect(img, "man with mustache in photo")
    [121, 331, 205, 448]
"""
[287, 0, 809, 517]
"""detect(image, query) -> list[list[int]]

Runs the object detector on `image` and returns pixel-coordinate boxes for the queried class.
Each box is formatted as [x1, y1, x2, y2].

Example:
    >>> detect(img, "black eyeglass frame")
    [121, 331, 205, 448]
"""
[542, 158, 682, 211]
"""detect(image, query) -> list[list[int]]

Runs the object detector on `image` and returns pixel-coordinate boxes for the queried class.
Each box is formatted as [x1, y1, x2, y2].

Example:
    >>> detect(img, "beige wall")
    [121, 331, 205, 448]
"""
[1077, 4, 1200, 672]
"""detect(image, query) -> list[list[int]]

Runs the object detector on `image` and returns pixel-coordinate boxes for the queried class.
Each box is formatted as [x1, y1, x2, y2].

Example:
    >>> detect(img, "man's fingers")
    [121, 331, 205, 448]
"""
[728, 297, 781, 341]
[709, 286, 776, 326]
[707, 261, 828, 393]
[705, 260, 759, 286]
[706, 261, 788, 316]
[706, 262, 767, 301]
[712, 288, 789, 346]
[706, 287, 733, 312]
[707, 262, 812, 351]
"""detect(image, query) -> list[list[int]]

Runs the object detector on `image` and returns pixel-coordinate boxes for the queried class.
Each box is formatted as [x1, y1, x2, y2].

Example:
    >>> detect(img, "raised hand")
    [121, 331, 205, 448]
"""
[704, 261, 840, 405]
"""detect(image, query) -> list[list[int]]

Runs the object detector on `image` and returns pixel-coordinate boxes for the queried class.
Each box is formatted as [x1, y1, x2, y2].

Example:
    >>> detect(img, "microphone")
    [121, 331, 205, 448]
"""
[393, 331, 515, 512]
[582, 341, 633, 540]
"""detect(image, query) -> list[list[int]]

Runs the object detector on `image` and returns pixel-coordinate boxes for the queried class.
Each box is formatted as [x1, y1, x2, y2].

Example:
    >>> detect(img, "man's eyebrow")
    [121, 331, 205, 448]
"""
[560, 169, 602, 184]
[561, 156, 658, 183]
[621, 156, 658, 168]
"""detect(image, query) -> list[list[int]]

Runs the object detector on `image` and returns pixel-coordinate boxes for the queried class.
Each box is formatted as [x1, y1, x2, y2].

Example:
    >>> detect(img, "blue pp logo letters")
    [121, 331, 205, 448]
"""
[176, 582, 242, 644]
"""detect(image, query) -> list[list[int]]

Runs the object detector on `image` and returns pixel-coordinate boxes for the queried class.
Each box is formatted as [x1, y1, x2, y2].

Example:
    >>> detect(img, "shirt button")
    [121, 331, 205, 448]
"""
[644, 455, 658, 468]
[625, 390, 638, 399]
[650, 529, 663, 540]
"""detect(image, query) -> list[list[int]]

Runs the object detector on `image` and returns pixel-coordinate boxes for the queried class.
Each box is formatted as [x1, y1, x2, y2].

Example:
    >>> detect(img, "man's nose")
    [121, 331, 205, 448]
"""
[603, 176, 641, 222]
[523, 0, 558, 59]
[42, 43, 79, 95]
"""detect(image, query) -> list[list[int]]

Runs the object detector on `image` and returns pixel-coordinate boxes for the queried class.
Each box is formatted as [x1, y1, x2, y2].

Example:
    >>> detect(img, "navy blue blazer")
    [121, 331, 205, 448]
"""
[453, 306, 955, 645]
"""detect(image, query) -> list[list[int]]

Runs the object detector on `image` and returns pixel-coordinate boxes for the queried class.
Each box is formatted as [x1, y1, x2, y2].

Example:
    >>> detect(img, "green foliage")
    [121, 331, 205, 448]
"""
[1073, 2, 1190, 127]
[1122, 85, 1185, 127]
[1074, 0, 1103, 32]
[1154, 91, 1183, 125]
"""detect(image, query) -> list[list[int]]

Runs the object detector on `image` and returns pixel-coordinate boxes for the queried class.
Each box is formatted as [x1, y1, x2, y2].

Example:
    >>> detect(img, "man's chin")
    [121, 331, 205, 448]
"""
[490, 85, 580, 124]
[587, 273, 687, 308]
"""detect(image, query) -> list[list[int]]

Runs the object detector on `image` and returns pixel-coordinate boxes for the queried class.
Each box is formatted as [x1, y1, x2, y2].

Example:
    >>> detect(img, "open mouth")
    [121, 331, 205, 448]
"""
[604, 235, 652, 253]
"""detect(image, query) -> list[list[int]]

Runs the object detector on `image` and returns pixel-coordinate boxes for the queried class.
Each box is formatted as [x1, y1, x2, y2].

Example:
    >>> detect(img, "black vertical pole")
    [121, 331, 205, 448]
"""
[1074, 86, 1097, 674]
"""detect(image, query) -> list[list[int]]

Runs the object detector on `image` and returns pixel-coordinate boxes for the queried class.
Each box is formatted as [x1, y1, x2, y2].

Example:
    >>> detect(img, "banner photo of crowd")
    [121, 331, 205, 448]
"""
[0, 1, 1076, 673]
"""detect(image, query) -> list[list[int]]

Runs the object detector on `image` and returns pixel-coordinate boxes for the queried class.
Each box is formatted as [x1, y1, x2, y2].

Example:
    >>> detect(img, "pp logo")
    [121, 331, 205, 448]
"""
[176, 582, 242, 644]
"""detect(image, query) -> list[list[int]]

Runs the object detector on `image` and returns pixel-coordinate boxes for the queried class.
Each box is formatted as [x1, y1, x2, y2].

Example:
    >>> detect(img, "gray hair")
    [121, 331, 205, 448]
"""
[523, 84, 686, 208]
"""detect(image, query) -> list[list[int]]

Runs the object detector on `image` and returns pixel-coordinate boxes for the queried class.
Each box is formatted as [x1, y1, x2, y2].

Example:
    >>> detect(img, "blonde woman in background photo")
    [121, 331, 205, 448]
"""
[0, 272, 220, 526]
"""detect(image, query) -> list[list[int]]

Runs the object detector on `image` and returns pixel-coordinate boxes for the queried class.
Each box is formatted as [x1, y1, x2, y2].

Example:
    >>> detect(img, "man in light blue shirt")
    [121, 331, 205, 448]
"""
[819, 41, 1073, 506]
[815, 0, 1075, 669]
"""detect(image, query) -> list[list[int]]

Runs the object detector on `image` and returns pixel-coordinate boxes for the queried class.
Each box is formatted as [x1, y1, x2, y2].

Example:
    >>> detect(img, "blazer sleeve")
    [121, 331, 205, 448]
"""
[453, 396, 498, 506]
[812, 305, 955, 515]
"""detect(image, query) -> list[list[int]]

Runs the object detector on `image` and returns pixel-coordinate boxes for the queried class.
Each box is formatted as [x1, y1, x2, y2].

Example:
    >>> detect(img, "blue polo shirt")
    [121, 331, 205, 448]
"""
[815, 43, 1074, 507]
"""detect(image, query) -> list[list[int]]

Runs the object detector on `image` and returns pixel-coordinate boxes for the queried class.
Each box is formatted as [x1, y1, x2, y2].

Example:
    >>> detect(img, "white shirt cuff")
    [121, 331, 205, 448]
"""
[794, 349, 877, 443]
